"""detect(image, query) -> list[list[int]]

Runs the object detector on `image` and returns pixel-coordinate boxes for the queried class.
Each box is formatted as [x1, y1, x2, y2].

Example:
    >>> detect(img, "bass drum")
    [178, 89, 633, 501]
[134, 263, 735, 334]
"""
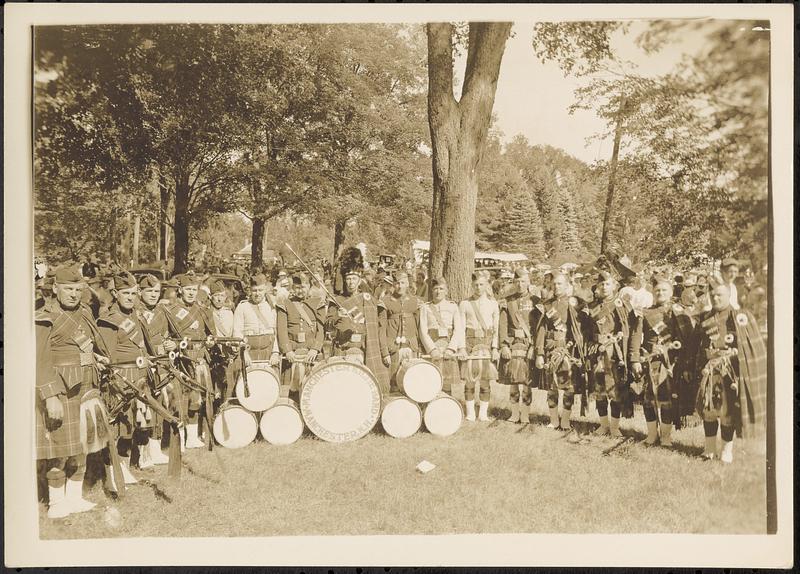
[397, 358, 443, 403]
[234, 362, 280, 412]
[259, 398, 304, 445]
[423, 392, 463, 437]
[300, 357, 382, 443]
[380, 395, 422, 439]
[213, 399, 258, 449]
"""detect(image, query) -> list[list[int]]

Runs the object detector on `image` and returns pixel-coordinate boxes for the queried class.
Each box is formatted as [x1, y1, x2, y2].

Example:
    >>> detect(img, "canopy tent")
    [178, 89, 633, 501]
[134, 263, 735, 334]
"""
[410, 239, 528, 265]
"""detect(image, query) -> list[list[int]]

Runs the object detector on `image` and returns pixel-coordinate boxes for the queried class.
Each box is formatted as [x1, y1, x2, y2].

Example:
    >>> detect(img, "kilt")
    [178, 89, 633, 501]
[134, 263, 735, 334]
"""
[247, 334, 276, 362]
[36, 366, 96, 461]
[643, 362, 674, 409]
[389, 347, 416, 392]
[499, 340, 530, 385]
[591, 353, 627, 403]
[696, 371, 738, 427]
[280, 349, 313, 392]
[460, 336, 497, 383]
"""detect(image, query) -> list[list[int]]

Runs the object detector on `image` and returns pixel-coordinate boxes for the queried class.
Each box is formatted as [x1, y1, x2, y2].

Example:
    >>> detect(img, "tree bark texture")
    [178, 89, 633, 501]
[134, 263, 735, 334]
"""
[333, 220, 346, 263]
[251, 216, 265, 271]
[172, 170, 191, 274]
[426, 22, 511, 301]
[132, 213, 141, 266]
[158, 174, 170, 262]
[600, 98, 626, 255]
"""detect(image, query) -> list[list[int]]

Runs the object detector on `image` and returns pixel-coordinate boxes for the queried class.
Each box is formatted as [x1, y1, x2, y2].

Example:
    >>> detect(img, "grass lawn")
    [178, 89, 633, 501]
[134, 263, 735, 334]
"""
[38, 383, 767, 539]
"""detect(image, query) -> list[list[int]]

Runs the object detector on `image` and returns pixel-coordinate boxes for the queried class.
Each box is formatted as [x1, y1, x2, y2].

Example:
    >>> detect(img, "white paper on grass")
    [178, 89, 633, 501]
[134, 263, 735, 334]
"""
[416, 460, 436, 473]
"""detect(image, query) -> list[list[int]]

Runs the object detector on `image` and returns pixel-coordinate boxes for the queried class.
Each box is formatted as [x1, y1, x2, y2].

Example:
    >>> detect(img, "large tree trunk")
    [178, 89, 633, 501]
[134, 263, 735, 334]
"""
[251, 216, 265, 271]
[132, 213, 141, 266]
[426, 22, 511, 301]
[173, 171, 191, 274]
[158, 174, 170, 261]
[333, 220, 346, 263]
[600, 97, 626, 255]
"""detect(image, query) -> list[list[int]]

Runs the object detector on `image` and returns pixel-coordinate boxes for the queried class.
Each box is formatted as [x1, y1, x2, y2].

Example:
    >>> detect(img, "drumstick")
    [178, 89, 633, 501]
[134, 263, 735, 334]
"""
[240, 344, 250, 399]
[283, 243, 357, 320]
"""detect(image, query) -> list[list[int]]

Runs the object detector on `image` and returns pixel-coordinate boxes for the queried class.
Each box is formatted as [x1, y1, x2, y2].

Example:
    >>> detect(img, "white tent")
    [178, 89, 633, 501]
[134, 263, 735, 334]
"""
[411, 239, 528, 264]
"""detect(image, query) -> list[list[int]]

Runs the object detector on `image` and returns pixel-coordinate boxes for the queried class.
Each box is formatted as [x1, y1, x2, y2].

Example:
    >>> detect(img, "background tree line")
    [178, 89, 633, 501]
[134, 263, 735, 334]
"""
[34, 20, 769, 294]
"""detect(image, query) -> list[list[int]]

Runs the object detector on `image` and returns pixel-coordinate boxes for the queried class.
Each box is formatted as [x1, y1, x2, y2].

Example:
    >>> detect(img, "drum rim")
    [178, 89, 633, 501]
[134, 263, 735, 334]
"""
[259, 403, 304, 444]
[381, 396, 422, 438]
[213, 403, 258, 448]
[234, 367, 281, 411]
[422, 394, 463, 435]
[300, 358, 382, 442]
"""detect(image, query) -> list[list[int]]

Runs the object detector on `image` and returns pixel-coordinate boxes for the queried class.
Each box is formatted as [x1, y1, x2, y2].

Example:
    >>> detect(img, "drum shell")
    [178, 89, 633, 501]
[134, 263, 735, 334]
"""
[380, 395, 422, 439]
[213, 399, 258, 449]
[422, 392, 463, 437]
[235, 362, 280, 412]
[396, 358, 443, 403]
[300, 357, 382, 443]
[259, 398, 304, 445]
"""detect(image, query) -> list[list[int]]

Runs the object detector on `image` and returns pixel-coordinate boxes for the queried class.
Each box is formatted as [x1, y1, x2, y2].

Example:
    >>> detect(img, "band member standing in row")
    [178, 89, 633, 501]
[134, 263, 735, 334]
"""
[459, 273, 500, 422]
[327, 265, 390, 394]
[135, 274, 174, 464]
[165, 272, 216, 448]
[276, 273, 326, 402]
[583, 271, 635, 438]
[379, 271, 423, 393]
[97, 272, 156, 483]
[36, 266, 110, 519]
[689, 282, 766, 462]
[419, 277, 464, 396]
[629, 277, 693, 447]
[534, 272, 584, 436]
[498, 268, 536, 424]
[233, 273, 281, 366]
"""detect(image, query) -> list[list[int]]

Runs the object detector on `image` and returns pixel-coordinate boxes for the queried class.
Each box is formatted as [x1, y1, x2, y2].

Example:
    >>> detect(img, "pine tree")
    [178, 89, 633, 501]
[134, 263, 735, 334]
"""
[495, 180, 546, 258]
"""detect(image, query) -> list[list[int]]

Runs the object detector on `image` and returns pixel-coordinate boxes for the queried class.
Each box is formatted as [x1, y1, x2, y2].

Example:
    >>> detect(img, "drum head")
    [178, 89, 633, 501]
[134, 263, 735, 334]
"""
[300, 359, 382, 442]
[401, 360, 442, 403]
[423, 395, 463, 437]
[259, 400, 304, 445]
[381, 397, 422, 439]
[235, 365, 280, 412]
[213, 403, 258, 449]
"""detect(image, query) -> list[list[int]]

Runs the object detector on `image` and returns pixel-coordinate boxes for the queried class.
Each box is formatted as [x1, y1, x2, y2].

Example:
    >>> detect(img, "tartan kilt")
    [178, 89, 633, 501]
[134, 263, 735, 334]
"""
[549, 364, 577, 393]
[429, 357, 459, 392]
[248, 334, 275, 362]
[591, 354, 627, 403]
[460, 336, 498, 383]
[36, 366, 97, 461]
[642, 362, 674, 409]
[499, 340, 530, 385]
[696, 372, 738, 427]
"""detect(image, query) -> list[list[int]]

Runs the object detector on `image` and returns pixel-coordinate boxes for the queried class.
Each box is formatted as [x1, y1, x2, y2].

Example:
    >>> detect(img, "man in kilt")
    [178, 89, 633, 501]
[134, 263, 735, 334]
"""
[498, 268, 536, 424]
[459, 272, 500, 422]
[276, 273, 327, 402]
[582, 270, 636, 438]
[36, 266, 111, 519]
[688, 281, 766, 462]
[418, 276, 464, 396]
[326, 264, 390, 394]
[233, 273, 282, 367]
[97, 271, 160, 486]
[534, 271, 585, 438]
[629, 276, 694, 447]
[135, 273, 175, 463]
[379, 270, 424, 393]
[165, 272, 216, 449]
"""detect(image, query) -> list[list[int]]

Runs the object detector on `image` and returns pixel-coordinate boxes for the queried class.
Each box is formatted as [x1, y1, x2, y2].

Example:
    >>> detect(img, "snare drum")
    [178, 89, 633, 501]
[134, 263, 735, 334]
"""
[213, 399, 258, 449]
[397, 358, 443, 403]
[380, 395, 422, 439]
[235, 362, 280, 412]
[259, 398, 304, 445]
[423, 392, 463, 437]
[300, 358, 382, 443]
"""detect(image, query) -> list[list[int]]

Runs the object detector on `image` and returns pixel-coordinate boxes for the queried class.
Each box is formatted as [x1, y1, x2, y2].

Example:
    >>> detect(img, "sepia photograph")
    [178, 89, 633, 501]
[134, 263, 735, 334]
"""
[4, 2, 794, 568]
